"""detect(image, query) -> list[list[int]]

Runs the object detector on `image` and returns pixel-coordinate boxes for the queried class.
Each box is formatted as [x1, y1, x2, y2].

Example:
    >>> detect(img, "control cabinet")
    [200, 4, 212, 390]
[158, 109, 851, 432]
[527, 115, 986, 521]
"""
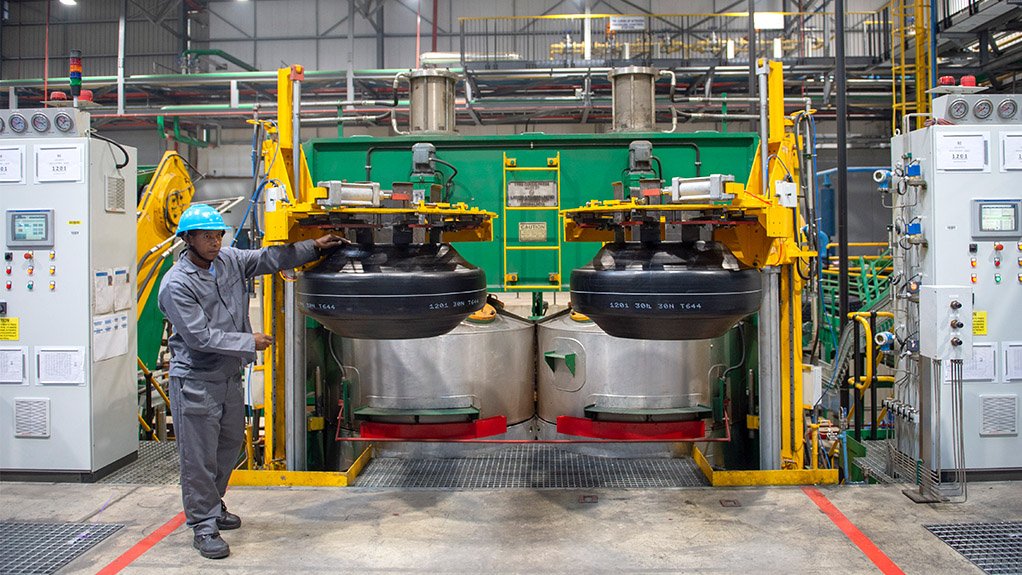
[0, 109, 138, 478]
[892, 115, 1022, 474]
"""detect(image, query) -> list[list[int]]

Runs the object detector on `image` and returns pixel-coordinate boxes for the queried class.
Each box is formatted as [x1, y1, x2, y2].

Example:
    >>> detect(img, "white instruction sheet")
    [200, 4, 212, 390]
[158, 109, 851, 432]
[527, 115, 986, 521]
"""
[93, 313, 130, 362]
[0, 346, 26, 384]
[112, 267, 131, 311]
[1005, 343, 1022, 381]
[935, 133, 989, 171]
[37, 347, 86, 385]
[945, 343, 996, 382]
[35, 145, 83, 182]
[93, 269, 114, 314]
[0, 146, 24, 183]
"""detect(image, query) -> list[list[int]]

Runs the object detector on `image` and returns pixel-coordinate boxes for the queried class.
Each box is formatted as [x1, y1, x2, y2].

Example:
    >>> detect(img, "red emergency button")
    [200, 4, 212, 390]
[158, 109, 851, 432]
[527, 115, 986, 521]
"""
[23, 252, 32, 260]
[995, 242, 1005, 251]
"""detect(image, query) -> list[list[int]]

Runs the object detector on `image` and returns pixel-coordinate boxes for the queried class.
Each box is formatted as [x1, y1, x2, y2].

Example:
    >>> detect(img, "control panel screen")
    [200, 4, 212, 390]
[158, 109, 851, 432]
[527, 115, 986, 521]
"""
[6, 210, 54, 248]
[13, 213, 48, 242]
[972, 200, 1022, 239]
[980, 204, 1017, 232]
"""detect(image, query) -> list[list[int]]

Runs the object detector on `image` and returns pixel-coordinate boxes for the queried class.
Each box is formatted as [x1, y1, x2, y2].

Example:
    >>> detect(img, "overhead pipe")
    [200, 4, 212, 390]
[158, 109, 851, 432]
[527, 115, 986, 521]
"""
[300, 113, 391, 125]
[156, 115, 209, 148]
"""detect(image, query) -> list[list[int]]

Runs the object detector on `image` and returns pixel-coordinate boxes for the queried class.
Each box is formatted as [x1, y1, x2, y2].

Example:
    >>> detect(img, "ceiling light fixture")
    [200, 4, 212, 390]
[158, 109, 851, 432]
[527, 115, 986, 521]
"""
[59, 0, 77, 5]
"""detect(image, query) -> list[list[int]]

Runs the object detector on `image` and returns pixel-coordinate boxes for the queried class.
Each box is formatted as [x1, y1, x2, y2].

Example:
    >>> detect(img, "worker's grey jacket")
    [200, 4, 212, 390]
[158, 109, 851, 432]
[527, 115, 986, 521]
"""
[158, 241, 318, 381]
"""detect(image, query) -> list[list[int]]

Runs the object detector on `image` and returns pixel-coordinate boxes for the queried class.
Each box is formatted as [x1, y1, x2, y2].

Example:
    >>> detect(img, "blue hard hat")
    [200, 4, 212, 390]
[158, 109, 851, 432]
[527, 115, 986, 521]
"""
[176, 204, 230, 236]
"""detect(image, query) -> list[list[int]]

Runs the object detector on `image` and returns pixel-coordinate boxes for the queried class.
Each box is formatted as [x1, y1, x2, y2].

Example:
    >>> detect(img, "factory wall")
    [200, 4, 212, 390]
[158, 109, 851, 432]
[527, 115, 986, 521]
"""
[1, 0, 893, 80]
[0, 0, 181, 80]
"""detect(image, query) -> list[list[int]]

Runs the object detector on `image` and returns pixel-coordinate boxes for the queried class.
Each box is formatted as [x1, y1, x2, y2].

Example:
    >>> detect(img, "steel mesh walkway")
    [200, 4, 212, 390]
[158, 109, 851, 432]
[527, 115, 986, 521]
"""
[925, 521, 1022, 575]
[99, 440, 179, 485]
[355, 444, 709, 489]
[0, 522, 122, 575]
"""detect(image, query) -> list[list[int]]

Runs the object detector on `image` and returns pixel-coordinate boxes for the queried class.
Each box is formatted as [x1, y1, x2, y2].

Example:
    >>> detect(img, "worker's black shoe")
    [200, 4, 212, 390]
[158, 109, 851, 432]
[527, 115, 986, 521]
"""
[217, 502, 241, 530]
[193, 532, 230, 559]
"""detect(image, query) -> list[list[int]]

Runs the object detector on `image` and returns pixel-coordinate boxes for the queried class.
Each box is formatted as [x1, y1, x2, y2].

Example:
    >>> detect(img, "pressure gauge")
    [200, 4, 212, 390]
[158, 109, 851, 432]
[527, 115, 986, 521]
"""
[8, 113, 26, 133]
[31, 113, 50, 133]
[973, 99, 993, 119]
[998, 99, 1019, 120]
[54, 112, 74, 133]
[948, 99, 969, 120]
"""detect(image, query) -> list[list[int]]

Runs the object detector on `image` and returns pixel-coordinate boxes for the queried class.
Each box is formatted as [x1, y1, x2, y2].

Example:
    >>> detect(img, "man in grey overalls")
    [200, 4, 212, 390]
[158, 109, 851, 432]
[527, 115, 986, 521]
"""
[158, 204, 343, 559]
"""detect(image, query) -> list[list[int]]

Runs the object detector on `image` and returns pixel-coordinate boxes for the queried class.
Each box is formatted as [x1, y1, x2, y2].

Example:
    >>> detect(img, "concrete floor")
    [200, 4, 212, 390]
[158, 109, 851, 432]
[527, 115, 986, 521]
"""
[2, 479, 1019, 574]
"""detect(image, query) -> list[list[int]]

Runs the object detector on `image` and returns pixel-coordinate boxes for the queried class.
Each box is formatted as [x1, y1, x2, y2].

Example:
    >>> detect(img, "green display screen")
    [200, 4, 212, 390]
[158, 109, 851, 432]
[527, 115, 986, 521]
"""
[12, 213, 48, 242]
[980, 204, 1017, 232]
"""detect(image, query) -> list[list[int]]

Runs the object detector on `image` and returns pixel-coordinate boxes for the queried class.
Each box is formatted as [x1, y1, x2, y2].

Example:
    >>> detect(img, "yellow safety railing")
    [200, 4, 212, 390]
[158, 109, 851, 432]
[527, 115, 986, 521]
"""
[887, 0, 931, 133]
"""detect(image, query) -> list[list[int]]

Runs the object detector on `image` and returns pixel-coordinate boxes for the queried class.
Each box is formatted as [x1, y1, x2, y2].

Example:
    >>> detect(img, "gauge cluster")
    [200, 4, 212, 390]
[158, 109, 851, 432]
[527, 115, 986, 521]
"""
[939, 95, 1020, 124]
[0, 109, 83, 137]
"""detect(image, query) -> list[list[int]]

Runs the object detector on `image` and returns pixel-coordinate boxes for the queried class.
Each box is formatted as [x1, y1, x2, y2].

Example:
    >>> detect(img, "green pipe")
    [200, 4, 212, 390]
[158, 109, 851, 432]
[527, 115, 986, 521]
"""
[160, 104, 258, 111]
[182, 49, 257, 72]
[156, 116, 209, 149]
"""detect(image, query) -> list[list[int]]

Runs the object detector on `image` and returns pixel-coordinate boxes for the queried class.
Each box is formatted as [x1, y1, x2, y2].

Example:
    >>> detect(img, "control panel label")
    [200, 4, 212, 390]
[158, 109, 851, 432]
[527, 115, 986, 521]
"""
[35, 145, 83, 182]
[1002, 134, 1022, 171]
[973, 310, 988, 336]
[936, 133, 989, 171]
[0, 147, 24, 183]
[0, 317, 19, 341]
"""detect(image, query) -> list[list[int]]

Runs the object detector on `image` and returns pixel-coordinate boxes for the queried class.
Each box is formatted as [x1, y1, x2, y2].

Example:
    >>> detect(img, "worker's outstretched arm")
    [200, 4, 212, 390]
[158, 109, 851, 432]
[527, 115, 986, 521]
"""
[235, 235, 346, 278]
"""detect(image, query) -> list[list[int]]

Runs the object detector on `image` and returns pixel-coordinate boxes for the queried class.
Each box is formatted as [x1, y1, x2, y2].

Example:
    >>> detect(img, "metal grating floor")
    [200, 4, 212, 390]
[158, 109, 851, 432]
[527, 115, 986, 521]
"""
[99, 440, 180, 485]
[925, 522, 1022, 575]
[355, 445, 709, 489]
[0, 522, 122, 575]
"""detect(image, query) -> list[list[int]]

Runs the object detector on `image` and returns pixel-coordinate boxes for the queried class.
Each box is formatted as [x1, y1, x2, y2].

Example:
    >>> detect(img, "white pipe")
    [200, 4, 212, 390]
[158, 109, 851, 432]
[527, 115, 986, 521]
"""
[757, 60, 769, 198]
[292, 78, 302, 194]
[583, 1, 592, 60]
[117, 0, 126, 116]
[663, 107, 678, 133]
[391, 72, 410, 135]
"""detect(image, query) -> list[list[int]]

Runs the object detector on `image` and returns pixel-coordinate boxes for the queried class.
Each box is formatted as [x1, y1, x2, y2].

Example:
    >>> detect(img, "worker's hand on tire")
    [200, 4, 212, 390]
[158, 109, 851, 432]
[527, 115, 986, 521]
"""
[254, 333, 275, 351]
[313, 234, 348, 251]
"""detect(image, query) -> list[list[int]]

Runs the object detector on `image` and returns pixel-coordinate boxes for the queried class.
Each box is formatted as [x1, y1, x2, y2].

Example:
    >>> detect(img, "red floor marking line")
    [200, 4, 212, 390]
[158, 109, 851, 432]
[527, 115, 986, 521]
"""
[802, 487, 906, 575]
[95, 512, 186, 575]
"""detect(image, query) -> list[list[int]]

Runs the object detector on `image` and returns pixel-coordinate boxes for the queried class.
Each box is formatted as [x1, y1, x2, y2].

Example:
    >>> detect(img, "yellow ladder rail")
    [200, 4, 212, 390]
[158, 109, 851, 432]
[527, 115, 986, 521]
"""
[502, 152, 563, 290]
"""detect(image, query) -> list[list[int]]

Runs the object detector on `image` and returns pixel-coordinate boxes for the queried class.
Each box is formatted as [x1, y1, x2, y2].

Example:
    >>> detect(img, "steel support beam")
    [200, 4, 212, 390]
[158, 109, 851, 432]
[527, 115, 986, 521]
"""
[759, 268, 782, 470]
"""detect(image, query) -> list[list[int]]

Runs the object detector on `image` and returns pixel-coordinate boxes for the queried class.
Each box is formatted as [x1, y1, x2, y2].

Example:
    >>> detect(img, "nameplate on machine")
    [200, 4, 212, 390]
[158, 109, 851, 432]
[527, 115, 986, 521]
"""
[35, 145, 83, 183]
[0, 147, 24, 183]
[935, 133, 989, 172]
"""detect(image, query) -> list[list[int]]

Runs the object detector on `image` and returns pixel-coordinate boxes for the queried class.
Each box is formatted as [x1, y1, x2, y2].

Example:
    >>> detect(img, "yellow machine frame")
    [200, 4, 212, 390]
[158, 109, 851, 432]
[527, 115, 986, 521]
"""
[562, 61, 826, 479]
[234, 62, 835, 486]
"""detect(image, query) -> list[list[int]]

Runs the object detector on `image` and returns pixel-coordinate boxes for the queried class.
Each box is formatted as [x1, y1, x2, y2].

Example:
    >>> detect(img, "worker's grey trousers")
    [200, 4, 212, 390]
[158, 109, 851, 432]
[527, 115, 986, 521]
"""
[168, 374, 245, 536]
